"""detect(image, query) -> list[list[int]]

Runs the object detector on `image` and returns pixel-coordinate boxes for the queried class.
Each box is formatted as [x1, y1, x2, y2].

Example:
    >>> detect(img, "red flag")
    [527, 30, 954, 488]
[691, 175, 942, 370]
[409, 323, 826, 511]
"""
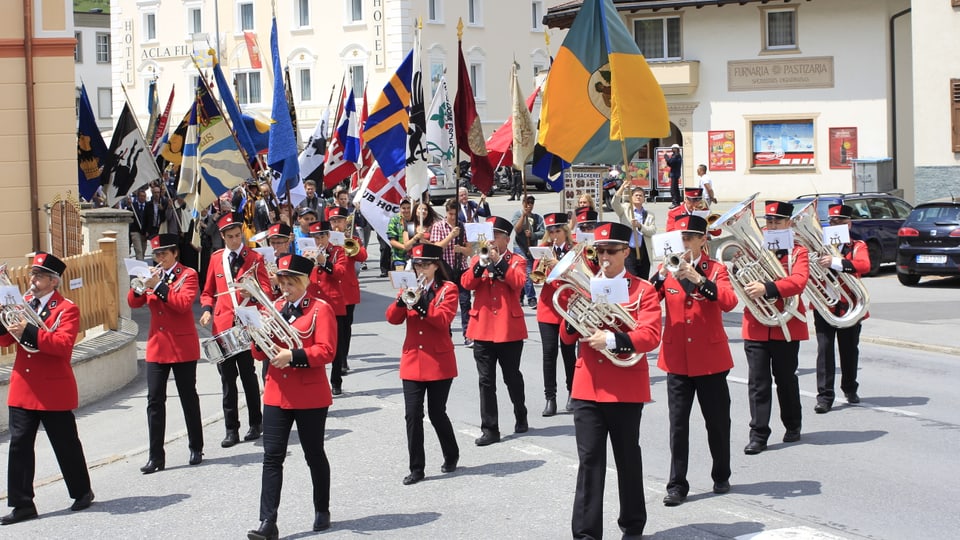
[244, 32, 262, 69]
[454, 40, 494, 193]
[150, 84, 176, 156]
[323, 84, 358, 188]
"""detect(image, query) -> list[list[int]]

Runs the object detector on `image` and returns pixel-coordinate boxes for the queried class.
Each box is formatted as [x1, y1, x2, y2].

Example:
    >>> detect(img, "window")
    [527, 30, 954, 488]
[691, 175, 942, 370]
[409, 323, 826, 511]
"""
[238, 2, 254, 31]
[633, 17, 681, 61]
[235, 71, 262, 105]
[763, 7, 797, 51]
[750, 119, 815, 169]
[350, 65, 365, 99]
[74, 31, 81, 62]
[299, 68, 312, 102]
[952, 79, 960, 152]
[531, 1, 544, 31]
[144, 13, 157, 41]
[296, 0, 310, 28]
[188, 7, 202, 34]
[95, 33, 110, 63]
[348, 0, 362, 22]
[470, 63, 484, 100]
[427, 0, 442, 23]
[97, 88, 112, 119]
[468, 0, 482, 25]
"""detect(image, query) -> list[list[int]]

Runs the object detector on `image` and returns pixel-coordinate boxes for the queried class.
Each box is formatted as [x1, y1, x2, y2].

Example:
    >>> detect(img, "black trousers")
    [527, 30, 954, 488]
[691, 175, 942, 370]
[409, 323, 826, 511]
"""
[343, 304, 356, 368]
[378, 236, 392, 274]
[217, 349, 262, 431]
[744, 340, 802, 443]
[625, 246, 651, 281]
[7, 406, 92, 508]
[539, 321, 576, 400]
[331, 314, 348, 388]
[670, 176, 681, 205]
[259, 405, 330, 523]
[453, 271, 472, 337]
[814, 312, 862, 405]
[473, 340, 527, 435]
[146, 361, 203, 460]
[665, 371, 731, 495]
[402, 378, 459, 474]
[571, 400, 646, 540]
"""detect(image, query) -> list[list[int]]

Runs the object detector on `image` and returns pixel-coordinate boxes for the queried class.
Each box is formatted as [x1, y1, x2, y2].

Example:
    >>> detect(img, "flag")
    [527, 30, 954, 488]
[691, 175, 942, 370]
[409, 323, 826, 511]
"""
[354, 82, 374, 191]
[511, 65, 536, 169]
[212, 54, 257, 163]
[244, 31, 262, 69]
[537, 0, 669, 165]
[103, 101, 161, 206]
[77, 84, 108, 202]
[149, 84, 175, 156]
[284, 66, 302, 151]
[531, 143, 569, 192]
[405, 30, 430, 201]
[195, 81, 251, 209]
[179, 98, 199, 198]
[159, 109, 190, 166]
[337, 87, 361, 164]
[240, 113, 271, 160]
[323, 83, 357, 188]
[298, 89, 332, 182]
[144, 80, 160, 148]
[267, 17, 305, 206]
[425, 75, 456, 184]
[485, 84, 539, 172]
[454, 40, 494, 193]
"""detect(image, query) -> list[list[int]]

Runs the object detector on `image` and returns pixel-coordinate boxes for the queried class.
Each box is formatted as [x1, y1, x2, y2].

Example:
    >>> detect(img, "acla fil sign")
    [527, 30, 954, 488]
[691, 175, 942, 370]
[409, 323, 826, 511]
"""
[141, 44, 191, 60]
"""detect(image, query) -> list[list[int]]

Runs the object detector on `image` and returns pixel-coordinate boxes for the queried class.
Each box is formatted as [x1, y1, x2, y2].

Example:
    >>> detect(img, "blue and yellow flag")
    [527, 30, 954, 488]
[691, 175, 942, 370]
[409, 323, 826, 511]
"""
[538, 0, 669, 164]
[77, 84, 108, 201]
[364, 50, 413, 179]
[267, 17, 302, 203]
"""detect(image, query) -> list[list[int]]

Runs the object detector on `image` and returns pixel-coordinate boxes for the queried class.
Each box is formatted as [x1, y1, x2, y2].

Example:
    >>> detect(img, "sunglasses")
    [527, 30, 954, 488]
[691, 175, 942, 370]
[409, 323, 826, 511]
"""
[594, 246, 626, 255]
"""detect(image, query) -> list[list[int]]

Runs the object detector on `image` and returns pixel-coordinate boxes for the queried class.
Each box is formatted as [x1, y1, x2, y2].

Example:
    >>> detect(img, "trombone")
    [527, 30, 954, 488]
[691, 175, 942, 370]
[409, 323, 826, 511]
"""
[342, 213, 360, 257]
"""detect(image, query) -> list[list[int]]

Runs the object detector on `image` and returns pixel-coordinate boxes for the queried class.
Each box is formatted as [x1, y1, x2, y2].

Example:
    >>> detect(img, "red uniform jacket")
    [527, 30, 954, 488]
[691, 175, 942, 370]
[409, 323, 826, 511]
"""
[742, 245, 810, 342]
[809, 239, 871, 321]
[254, 295, 337, 409]
[666, 203, 698, 232]
[536, 242, 574, 325]
[654, 257, 738, 377]
[309, 244, 348, 316]
[127, 262, 201, 363]
[461, 251, 529, 343]
[200, 247, 271, 335]
[0, 291, 81, 411]
[385, 280, 459, 381]
[342, 237, 368, 306]
[560, 274, 662, 403]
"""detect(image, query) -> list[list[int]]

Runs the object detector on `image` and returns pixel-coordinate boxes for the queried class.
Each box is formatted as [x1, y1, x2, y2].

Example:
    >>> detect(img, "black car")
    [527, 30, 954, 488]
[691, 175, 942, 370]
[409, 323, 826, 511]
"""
[895, 198, 960, 286]
[791, 193, 914, 276]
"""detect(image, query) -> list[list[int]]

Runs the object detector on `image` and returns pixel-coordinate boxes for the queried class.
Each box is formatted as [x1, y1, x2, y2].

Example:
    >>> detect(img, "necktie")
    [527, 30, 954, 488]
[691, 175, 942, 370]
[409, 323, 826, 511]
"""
[29, 298, 41, 312]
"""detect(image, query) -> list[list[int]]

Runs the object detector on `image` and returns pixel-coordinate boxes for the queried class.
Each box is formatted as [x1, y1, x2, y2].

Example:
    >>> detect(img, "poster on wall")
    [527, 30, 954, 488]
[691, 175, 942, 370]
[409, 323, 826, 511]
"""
[707, 130, 736, 171]
[562, 165, 606, 218]
[751, 121, 815, 167]
[828, 127, 857, 169]
[654, 147, 681, 191]
[623, 159, 652, 189]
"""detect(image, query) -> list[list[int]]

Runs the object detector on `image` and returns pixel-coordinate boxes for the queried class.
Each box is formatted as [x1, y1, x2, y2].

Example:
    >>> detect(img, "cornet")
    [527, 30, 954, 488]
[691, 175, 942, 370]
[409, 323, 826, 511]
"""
[664, 250, 692, 275]
[401, 275, 427, 308]
[0, 267, 54, 352]
[131, 264, 163, 295]
[475, 233, 491, 266]
[530, 254, 550, 284]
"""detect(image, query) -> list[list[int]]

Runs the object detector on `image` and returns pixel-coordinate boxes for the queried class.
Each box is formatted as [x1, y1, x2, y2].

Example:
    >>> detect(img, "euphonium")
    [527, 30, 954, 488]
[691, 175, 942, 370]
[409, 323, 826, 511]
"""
[225, 265, 305, 358]
[0, 265, 53, 352]
[790, 200, 870, 328]
[706, 213, 722, 227]
[401, 274, 427, 308]
[709, 193, 805, 342]
[545, 250, 642, 367]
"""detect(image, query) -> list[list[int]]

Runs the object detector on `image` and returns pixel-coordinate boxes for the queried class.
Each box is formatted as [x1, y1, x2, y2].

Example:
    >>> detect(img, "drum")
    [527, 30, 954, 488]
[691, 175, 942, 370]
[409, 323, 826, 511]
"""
[201, 327, 252, 364]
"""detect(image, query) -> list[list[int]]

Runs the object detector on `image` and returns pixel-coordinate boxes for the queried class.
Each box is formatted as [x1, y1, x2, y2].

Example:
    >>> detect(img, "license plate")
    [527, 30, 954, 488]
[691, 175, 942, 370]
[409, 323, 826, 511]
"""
[916, 254, 947, 264]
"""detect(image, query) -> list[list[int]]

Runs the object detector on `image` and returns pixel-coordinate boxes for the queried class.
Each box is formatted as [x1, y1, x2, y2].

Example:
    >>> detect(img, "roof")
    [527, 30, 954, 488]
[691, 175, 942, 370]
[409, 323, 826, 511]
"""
[544, 0, 812, 29]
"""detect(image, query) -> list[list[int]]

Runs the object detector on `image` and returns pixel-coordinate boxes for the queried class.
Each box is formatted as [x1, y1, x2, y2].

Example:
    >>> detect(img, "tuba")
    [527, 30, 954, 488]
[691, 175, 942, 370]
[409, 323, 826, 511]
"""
[790, 200, 870, 328]
[545, 247, 643, 367]
[225, 265, 306, 358]
[0, 265, 54, 353]
[709, 193, 805, 342]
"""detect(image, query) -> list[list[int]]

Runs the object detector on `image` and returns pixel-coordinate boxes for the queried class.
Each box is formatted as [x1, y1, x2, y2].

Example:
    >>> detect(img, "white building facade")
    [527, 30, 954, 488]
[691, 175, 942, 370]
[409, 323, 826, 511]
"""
[74, 10, 113, 131]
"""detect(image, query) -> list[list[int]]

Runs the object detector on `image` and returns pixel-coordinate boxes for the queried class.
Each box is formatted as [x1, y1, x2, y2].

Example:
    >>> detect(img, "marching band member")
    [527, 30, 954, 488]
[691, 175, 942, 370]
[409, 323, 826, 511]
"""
[536, 213, 577, 416]
[128, 234, 203, 474]
[429, 198, 474, 347]
[650, 215, 738, 506]
[573, 207, 598, 240]
[814, 204, 870, 413]
[265, 222, 293, 299]
[328, 206, 368, 376]
[1, 253, 94, 524]
[385, 244, 460, 485]
[559, 222, 662, 540]
[247, 254, 338, 540]
[666, 187, 704, 232]
[613, 183, 656, 280]
[742, 201, 809, 455]
[307, 220, 348, 395]
[200, 212, 269, 448]
[461, 216, 529, 446]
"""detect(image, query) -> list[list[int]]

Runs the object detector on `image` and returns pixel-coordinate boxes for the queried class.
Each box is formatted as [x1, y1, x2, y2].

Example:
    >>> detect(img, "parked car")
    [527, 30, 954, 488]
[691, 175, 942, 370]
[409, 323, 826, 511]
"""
[790, 192, 914, 276]
[523, 162, 550, 191]
[426, 164, 457, 204]
[895, 198, 960, 285]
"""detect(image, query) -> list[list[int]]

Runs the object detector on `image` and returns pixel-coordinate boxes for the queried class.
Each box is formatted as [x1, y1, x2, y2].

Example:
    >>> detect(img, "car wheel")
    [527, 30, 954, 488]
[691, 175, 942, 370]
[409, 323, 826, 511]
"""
[866, 241, 881, 276]
[897, 272, 921, 286]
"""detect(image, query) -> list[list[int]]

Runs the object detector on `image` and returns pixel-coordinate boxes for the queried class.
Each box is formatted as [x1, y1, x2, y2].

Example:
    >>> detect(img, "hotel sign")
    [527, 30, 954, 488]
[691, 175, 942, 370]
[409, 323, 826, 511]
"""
[728, 56, 834, 92]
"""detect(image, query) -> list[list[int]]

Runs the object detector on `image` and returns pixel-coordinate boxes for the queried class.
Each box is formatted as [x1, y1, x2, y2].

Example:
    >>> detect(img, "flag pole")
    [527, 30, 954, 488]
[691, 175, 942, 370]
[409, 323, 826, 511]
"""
[455, 18, 463, 197]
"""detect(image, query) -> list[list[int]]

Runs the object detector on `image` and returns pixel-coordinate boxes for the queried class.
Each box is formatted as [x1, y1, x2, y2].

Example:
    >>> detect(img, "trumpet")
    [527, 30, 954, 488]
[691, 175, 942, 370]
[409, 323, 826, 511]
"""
[401, 275, 427, 308]
[131, 264, 163, 295]
[475, 233, 491, 266]
[664, 250, 692, 274]
[530, 254, 551, 284]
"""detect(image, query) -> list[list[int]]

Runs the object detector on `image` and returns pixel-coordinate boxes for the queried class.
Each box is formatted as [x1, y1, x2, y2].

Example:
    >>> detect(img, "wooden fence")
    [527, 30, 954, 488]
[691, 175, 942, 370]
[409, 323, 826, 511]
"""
[1, 234, 119, 362]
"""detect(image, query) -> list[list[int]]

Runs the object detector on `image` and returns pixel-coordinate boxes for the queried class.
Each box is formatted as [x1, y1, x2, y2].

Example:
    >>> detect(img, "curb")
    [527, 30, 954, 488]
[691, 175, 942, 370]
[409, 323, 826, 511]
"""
[861, 335, 960, 357]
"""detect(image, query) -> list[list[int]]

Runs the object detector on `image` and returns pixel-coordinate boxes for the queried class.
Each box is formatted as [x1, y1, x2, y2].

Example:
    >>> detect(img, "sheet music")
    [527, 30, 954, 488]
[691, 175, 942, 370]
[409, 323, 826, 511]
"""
[389, 270, 418, 290]
[124, 258, 151, 278]
[235, 306, 263, 330]
[652, 230, 684, 258]
[465, 222, 494, 242]
[253, 247, 276, 264]
[528, 246, 557, 261]
[590, 277, 629, 304]
[763, 229, 795, 251]
[822, 224, 851, 246]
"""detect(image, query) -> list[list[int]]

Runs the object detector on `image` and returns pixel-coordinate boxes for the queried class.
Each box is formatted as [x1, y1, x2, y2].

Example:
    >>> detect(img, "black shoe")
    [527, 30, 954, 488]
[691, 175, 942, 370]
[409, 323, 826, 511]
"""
[0, 506, 38, 525]
[565, 396, 574, 412]
[332, 386, 343, 396]
[713, 480, 731, 494]
[783, 430, 801, 443]
[244, 424, 262, 441]
[527, 297, 537, 308]
[221, 430, 240, 448]
[189, 450, 203, 466]
[845, 392, 860, 404]
[341, 365, 351, 376]
[70, 491, 95, 511]
[379, 271, 388, 278]
[475, 432, 500, 446]
[247, 520, 279, 540]
[814, 402, 832, 414]
[541, 398, 557, 417]
[140, 458, 165, 474]
[743, 441, 767, 455]
[514, 420, 529, 434]
[662, 490, 686, 507]
[313, 511, 331, 532]
[402, 471, 425, 485]
[441, 457, 459, 473]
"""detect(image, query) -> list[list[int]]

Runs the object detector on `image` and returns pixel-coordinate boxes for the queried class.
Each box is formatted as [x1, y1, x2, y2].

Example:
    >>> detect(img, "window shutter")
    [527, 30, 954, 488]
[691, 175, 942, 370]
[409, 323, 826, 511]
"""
[952, 79, 960, 152]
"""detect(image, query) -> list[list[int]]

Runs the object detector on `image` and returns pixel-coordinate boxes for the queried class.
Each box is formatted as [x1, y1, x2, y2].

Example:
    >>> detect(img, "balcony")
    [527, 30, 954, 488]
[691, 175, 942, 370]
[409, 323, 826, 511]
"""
[648, 60, 700, 96]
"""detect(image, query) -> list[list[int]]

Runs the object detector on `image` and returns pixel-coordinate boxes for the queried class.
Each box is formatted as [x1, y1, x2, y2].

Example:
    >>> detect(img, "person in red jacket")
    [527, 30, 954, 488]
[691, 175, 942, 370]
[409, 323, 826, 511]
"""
[307, 220, 349, 395]
[666, 187, 704, 232]
[247, 254, 338, 540]
[742, 201, 810, 455]
[461, 216, 529, 446]
[650, 215, 738, 506]
[536, 212, 578, 417]
[559, 222, 662, 540]
[814, 204, 871, 413]
[128, 234, 204, 474]
[385, 243, 460, 485]
[327, 206, 368, 375]
[0, 252, 94, 525]
[199, 212, 269, 448]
